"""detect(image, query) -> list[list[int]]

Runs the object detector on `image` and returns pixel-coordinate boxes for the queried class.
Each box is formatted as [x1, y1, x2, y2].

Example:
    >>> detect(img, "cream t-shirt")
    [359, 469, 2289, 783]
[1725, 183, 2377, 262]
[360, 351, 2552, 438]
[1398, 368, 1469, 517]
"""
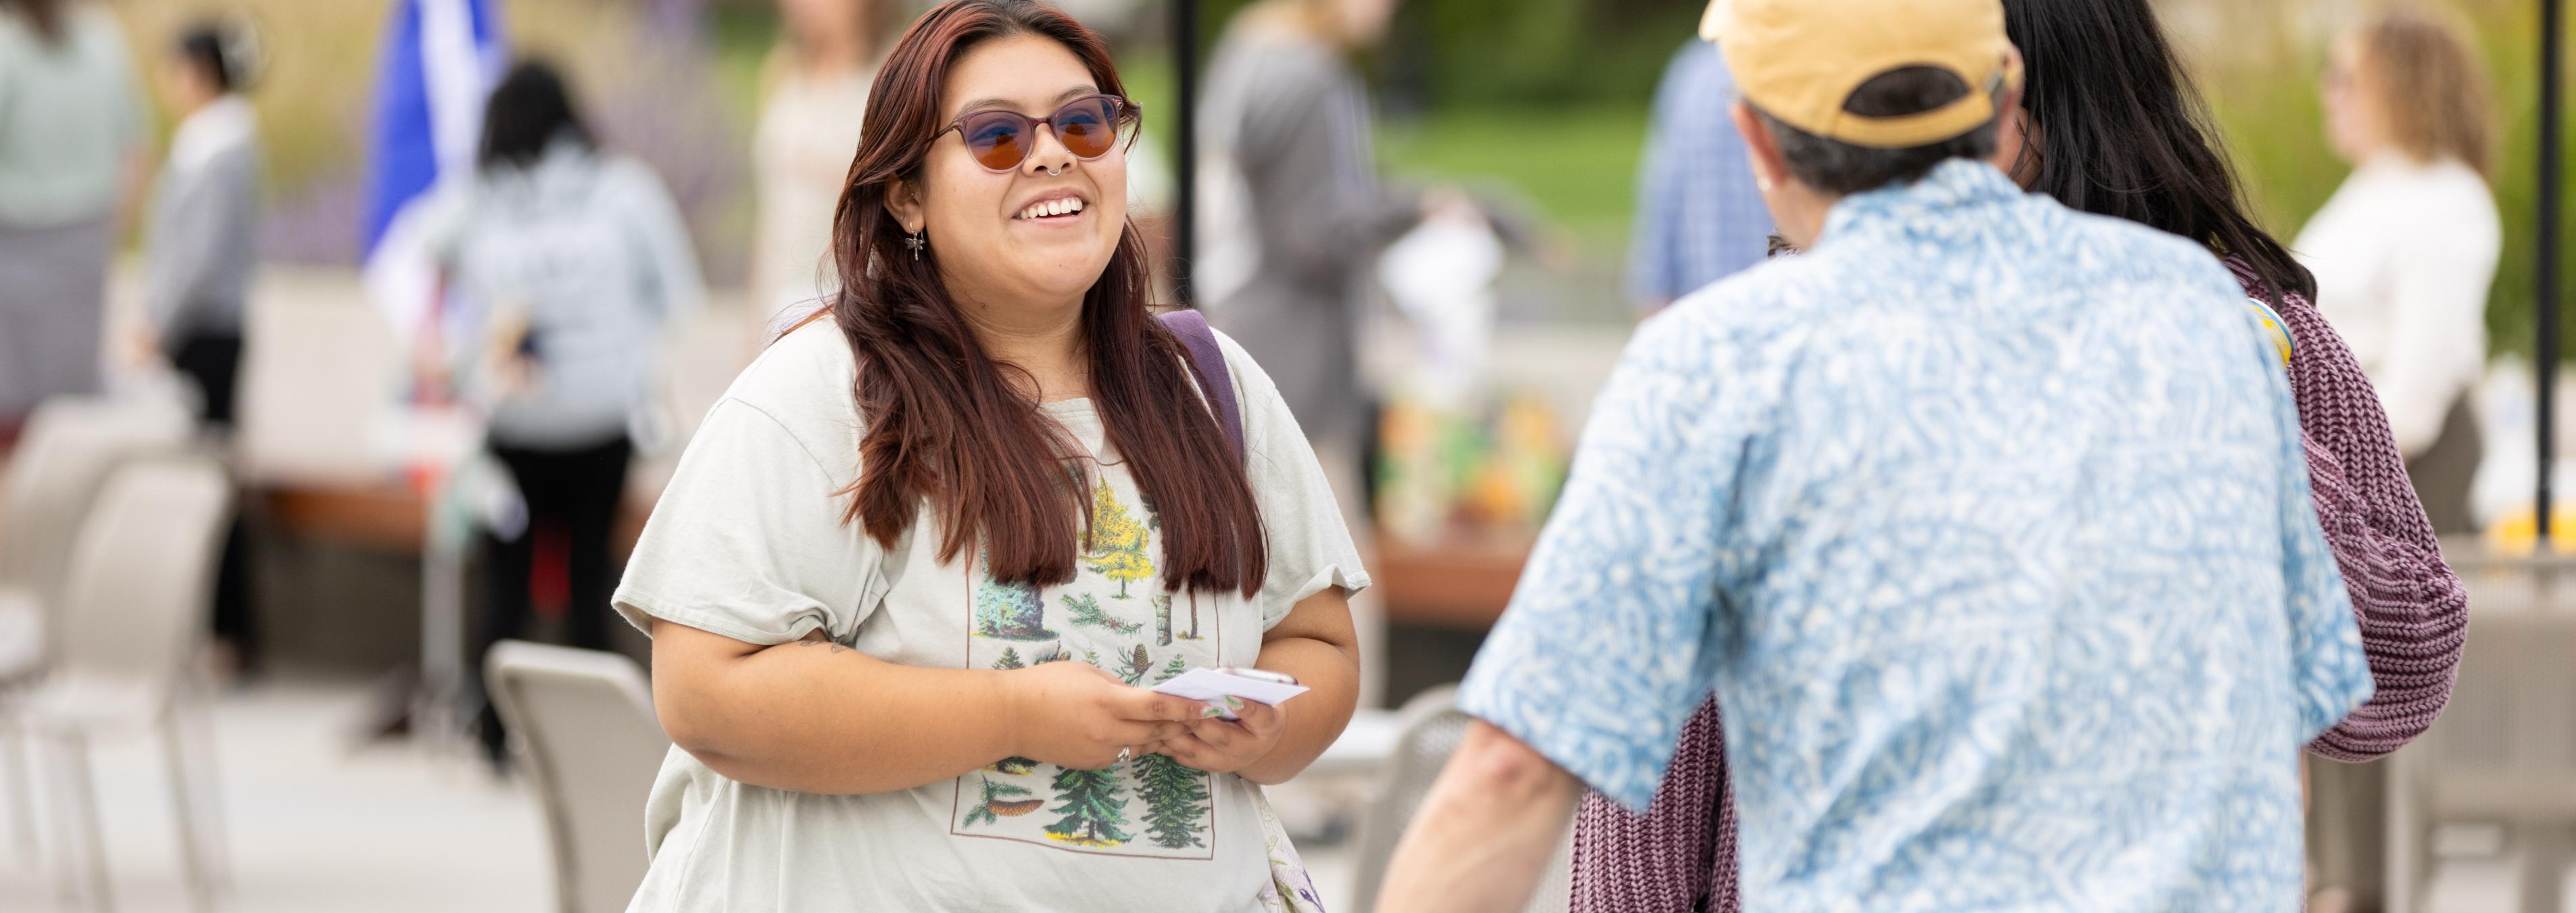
[612, 320, 1369, 912]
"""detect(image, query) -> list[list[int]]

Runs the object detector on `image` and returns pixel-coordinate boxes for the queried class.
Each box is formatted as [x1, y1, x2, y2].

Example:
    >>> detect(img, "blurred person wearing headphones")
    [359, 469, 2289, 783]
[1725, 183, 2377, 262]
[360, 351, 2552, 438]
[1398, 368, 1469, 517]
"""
[1372, 0, 2371, 909]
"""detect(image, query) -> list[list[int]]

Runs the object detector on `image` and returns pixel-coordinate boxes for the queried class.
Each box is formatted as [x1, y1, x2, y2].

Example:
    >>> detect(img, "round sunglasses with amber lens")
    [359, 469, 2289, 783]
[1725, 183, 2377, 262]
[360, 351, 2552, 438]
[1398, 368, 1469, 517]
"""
[939, 94, 1136, 173]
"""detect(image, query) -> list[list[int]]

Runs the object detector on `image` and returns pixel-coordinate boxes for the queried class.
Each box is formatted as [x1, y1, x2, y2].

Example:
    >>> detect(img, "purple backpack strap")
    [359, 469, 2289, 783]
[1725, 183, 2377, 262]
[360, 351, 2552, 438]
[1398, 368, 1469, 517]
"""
[1157, 308, 1246, 463]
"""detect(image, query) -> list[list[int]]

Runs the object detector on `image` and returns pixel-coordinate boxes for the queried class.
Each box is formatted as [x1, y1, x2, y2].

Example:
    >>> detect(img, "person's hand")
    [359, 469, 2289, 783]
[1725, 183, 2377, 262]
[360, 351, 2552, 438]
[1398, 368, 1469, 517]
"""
[1002, 660, 1205, 770]
[1147, 696, 1287, 774]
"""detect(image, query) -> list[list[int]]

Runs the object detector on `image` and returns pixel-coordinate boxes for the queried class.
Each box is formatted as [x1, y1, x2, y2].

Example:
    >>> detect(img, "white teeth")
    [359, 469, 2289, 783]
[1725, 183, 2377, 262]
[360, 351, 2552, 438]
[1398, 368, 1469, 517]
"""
[1017, 198, 1085, 220]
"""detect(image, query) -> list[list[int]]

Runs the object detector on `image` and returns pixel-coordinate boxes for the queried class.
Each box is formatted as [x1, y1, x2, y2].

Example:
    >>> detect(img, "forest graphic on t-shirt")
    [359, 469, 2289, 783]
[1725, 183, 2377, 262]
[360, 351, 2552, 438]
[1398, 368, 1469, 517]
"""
[955, 474, 1220, 858]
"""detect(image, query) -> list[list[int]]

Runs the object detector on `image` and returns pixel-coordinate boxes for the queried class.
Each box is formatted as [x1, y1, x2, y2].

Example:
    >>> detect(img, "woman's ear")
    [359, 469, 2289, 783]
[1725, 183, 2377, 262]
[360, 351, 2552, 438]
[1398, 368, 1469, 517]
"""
[885, 176, 927, 234]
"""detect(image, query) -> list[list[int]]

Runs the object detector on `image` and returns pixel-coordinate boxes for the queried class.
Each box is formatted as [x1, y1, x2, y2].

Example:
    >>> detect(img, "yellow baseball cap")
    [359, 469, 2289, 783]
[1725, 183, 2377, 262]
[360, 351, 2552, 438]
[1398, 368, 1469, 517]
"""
[1700, 0, 2022, 149]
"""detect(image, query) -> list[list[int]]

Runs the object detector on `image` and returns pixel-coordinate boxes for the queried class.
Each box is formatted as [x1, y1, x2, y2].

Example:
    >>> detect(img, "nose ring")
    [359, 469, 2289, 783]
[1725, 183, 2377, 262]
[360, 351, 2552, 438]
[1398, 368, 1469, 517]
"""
[1046, 165, 1065, 176]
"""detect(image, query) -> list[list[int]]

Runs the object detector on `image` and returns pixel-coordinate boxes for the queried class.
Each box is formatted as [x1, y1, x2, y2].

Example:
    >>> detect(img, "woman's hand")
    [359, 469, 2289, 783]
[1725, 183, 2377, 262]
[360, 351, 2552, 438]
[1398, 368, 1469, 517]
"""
[1002, 660, 1205, 770]
[1149, 697, 1288, 774]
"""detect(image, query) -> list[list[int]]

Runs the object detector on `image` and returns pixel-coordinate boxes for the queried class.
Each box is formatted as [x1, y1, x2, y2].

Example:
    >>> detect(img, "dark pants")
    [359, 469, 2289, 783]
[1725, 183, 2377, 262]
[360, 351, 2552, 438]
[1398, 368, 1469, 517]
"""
[170, 332, 243, 428]
[475, 434, 633, 762]
[2406, 395, 2483, 537]
[171, 332, 256, 669]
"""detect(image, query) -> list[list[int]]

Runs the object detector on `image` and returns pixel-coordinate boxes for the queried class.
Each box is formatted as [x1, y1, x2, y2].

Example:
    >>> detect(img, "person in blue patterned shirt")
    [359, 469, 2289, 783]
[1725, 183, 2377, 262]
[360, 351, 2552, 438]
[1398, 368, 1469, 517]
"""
[1628, 40, 1774, 312]
[1372, 0, 2374, 910]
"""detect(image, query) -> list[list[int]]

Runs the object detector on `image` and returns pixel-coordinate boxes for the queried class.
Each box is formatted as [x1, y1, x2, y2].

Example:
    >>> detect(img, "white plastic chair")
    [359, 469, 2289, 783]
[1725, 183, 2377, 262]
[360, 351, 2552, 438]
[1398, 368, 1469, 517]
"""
[484, 641, 671, 913]
[1345, 685, 1574, 913]
[0, 398, 192, 864]
[2383, 558, 2576, 913]
[17, 455, 233, 912]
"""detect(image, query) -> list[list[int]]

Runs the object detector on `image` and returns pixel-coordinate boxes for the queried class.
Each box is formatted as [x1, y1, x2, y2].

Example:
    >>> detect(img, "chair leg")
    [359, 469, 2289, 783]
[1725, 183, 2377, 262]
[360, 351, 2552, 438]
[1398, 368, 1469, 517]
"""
[3, 728, 40, 866]
[176, 696, 230, 891]
[55, 733, 112, 912]
[160, 715, 212, 912]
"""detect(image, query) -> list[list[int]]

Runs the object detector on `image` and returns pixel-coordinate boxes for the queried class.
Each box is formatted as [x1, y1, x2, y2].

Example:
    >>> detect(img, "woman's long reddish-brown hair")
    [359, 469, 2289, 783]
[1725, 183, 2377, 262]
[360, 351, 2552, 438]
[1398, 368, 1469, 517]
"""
[821, 0, 1267, 597]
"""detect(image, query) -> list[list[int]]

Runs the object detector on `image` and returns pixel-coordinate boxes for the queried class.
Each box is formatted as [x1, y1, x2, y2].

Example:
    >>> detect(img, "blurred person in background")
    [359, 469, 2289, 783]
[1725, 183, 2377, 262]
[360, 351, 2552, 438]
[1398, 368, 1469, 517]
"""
[1198, 0, 1468, 710]
[750, 0, 885, 335]
[0, 0, 147, 441]
[1575, 1, 2471, 910]
[1628, 40, 1772, 313]
[2298, 4, 2500, 539]
[1376, 0, 2373, 908]
[422, 59, 703, 767]
[146, 18, 262, 430]
[144, 14, 266, 675]
[618, 3, 1364, 908]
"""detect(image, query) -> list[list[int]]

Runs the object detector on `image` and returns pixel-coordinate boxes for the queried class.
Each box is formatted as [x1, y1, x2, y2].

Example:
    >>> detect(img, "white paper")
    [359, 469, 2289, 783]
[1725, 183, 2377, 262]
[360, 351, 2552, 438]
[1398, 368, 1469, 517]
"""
[1150, 668, 1309, 720]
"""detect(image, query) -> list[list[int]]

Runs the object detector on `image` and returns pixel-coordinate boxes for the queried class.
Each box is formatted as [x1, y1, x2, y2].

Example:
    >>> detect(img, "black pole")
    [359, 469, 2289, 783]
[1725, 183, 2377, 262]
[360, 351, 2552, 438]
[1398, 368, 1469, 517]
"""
[2543, 0, 2562, 543]
[1173, 0, 1200, 307]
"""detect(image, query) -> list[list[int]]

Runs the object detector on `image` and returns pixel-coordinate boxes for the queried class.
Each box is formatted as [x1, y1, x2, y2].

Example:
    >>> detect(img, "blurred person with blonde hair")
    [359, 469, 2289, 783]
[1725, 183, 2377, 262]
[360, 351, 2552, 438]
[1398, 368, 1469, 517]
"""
[2296, 3, 2501, 536]
[0, 0, 147, 440]
[749, 0, 887, 335]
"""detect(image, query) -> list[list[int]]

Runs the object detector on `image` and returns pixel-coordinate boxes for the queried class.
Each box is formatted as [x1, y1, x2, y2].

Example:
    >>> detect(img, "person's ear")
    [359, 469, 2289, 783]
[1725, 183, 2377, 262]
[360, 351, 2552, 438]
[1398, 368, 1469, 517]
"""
[885, 176, 927, 235]
[1730, 101, 1787, 194]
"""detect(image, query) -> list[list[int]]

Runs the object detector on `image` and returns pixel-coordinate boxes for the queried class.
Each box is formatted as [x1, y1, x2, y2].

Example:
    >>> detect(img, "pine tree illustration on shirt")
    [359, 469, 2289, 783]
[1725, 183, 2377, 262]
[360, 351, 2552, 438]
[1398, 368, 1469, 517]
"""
[1157, 654, 1188, 684]
[1135, 754, 1212, 849]
[1084, 484, 1155, 599]
[1043, 764, 1132, 847]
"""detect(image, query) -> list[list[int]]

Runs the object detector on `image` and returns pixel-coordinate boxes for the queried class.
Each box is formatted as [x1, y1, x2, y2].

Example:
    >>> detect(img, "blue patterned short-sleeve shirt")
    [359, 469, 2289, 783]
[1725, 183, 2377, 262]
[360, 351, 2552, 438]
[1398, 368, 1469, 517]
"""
[1460, 160, 2372, 910]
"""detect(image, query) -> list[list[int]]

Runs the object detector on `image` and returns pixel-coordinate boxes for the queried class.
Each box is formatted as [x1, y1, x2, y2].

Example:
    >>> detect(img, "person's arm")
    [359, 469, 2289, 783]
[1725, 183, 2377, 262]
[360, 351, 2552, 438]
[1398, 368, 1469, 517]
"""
[613, 159, 706, 328]
[1377, 722, 1584, 913]
[2268, 292, 2469, 760]
[1145, 587, 1360, 785]
[650, 620, 1205, 795]
[1379, 303, 1755, 910]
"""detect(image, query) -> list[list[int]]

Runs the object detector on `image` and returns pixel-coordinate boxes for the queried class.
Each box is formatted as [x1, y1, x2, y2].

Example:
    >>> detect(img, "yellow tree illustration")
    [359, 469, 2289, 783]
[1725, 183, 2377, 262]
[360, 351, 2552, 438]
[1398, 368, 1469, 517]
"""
[1084, 483, 1157, 599]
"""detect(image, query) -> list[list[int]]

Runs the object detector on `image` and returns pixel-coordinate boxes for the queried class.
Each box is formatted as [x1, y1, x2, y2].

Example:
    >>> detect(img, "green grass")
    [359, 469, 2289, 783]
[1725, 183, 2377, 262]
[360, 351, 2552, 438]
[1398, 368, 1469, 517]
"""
[1379, 105, 1651, 263]
[1116, 50, 1651, 266]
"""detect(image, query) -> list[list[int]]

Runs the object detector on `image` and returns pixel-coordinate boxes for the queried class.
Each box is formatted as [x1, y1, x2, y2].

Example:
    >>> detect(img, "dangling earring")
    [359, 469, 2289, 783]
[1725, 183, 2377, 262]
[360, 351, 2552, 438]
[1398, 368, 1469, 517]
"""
[905, 228, 925, 260]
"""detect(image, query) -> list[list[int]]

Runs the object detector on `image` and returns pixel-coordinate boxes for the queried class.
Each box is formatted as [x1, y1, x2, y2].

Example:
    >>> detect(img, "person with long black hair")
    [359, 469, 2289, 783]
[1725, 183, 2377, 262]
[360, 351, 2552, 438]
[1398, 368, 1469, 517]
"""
[422, 59, 704, 766]
[1565, 1, 2466, 910]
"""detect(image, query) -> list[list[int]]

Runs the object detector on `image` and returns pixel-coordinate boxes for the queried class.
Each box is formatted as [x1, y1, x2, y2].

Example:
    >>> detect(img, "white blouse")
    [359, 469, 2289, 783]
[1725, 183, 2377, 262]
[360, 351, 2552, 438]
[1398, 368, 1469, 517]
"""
[2293, 153, 2501, 456]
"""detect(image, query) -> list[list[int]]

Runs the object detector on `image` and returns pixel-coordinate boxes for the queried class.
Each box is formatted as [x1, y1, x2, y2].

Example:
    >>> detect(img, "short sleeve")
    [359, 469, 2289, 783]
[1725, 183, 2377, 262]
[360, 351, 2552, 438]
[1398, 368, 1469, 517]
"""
[1455, 307, 1752, 810]
[1214, 330, 1371, 629]
[2252, 308, 2376, 741]
[612, 398, 883, 645]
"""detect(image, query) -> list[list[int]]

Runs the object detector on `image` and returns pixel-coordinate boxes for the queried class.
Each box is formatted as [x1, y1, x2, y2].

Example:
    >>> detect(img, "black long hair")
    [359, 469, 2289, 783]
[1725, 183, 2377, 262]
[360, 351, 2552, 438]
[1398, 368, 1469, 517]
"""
[477, 59, 595, 172]
[2003, 0, 2316, 299]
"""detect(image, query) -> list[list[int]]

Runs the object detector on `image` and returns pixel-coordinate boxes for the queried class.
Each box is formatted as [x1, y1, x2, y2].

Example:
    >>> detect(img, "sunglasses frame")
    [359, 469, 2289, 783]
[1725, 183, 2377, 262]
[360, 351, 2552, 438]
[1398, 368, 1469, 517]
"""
[936, 93, 1140, 174]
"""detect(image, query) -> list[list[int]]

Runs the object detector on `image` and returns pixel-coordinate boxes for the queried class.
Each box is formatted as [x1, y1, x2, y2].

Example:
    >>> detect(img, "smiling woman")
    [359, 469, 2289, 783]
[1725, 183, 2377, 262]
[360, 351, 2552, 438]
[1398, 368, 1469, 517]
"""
[612, 2, 1369, 911]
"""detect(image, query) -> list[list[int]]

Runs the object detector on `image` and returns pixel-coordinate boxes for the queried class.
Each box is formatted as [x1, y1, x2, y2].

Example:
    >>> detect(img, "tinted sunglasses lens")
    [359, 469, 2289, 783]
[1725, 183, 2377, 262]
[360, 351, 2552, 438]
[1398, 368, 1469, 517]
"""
[961, 112, 1031, 170]
[1053, 98, 1119, 159]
